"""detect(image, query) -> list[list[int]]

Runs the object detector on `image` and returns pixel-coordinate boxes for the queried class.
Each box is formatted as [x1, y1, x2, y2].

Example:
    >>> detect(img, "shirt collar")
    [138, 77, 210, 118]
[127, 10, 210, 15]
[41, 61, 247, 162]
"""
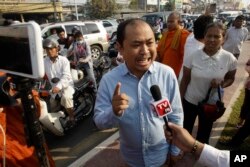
[46, 55, 59, 63]
[201, 47, 222, 61]
[120, 62, 155, 76]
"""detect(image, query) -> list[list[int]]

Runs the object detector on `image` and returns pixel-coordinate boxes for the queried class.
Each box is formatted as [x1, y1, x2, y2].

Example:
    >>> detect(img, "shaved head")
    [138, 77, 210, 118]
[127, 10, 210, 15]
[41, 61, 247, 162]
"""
[167, 11, 182, 30]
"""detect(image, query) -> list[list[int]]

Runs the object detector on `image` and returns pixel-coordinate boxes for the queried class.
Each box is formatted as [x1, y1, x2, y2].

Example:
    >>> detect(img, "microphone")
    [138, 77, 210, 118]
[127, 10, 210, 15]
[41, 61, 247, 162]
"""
[150, 85, 172, 132]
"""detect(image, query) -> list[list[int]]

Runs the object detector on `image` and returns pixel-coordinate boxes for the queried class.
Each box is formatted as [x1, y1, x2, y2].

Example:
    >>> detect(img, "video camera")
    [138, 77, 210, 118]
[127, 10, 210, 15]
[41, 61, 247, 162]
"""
[0, 21, 44, 79]
[0, 21, 50, 166]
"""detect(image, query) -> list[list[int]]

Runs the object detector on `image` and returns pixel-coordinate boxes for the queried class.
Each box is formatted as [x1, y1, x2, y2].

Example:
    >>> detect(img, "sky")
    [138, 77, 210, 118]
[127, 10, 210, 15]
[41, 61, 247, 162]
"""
[242, 0, 250, 7]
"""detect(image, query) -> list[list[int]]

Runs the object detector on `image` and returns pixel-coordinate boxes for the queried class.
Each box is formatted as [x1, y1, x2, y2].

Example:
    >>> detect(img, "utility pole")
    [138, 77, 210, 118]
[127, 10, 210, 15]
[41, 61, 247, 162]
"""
[74, 0, 79, 20]
[52, 0, 57, 22]
[172, 0, 176, 10]
[158, 0, 160, 12]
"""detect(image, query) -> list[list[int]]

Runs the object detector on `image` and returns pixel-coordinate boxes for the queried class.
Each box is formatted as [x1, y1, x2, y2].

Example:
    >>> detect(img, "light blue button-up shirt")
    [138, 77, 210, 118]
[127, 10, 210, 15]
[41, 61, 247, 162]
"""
[94, 61, 183, 167]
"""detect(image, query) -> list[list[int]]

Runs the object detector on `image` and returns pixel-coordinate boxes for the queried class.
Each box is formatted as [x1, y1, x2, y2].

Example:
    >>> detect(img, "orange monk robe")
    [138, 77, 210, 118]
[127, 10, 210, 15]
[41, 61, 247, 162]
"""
[157, 29, 190, 77]
[0, 92, 55, 167]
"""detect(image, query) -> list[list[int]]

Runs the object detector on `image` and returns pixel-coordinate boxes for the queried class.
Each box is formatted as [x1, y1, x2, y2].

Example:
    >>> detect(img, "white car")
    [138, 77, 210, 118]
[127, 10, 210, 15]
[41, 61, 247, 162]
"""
[100, 19, 118, 39]
[40, 21, 109, 60]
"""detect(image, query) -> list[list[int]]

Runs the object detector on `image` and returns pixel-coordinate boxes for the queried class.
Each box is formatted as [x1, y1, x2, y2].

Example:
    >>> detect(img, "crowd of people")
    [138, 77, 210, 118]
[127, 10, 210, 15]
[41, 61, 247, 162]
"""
[93, 11, 249, 167]
[0, 10, 249, 167]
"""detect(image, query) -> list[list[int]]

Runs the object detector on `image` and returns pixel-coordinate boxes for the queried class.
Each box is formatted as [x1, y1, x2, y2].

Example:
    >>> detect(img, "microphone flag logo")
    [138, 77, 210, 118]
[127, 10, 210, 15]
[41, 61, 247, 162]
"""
[151, 99, 172, 117]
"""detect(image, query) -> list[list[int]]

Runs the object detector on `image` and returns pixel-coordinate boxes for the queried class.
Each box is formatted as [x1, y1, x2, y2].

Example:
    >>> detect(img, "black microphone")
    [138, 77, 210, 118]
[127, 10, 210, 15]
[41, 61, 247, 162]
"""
[150, 85, 172, 133]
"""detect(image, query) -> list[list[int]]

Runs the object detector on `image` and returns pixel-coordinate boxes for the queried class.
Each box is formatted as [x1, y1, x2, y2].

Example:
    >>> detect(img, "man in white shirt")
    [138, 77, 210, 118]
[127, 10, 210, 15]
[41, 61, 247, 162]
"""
[164, 122, 229, 167]
[43, 38, 75, 122]
[223, 15, 248, 59]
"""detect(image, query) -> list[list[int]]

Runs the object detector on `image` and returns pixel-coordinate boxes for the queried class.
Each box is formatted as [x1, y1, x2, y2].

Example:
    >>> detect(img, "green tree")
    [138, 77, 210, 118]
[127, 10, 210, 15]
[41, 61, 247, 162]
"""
[85, 0, 118, 19]
[164, 0, 175, 11]
[129, 0, 138, 10]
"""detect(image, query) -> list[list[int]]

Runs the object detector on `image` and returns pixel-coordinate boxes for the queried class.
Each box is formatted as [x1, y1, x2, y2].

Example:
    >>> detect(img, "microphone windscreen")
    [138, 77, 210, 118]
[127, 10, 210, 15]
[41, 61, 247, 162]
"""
[150, 85, 162, 101]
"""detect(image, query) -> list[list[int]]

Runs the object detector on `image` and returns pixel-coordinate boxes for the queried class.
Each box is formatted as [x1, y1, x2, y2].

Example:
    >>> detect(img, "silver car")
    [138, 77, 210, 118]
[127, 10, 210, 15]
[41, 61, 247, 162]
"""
[40, 21, 109, 60]
[100, 19, 118, 39]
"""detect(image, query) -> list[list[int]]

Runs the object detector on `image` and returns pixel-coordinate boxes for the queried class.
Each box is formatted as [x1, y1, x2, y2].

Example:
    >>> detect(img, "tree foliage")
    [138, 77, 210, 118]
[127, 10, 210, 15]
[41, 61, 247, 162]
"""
[164, 1, 175, 11]
[129, 0, 138, 10]
[85, 0, 119, 19]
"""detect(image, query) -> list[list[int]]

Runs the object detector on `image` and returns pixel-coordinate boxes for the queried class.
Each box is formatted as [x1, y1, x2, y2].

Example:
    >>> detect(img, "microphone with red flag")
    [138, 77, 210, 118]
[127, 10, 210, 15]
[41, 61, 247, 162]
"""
[150, 85, 172, 132]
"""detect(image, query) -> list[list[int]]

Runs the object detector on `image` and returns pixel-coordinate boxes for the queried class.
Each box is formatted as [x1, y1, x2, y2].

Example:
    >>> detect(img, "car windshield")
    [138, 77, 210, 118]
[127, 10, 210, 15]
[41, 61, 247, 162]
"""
[141, 15, 159, 26]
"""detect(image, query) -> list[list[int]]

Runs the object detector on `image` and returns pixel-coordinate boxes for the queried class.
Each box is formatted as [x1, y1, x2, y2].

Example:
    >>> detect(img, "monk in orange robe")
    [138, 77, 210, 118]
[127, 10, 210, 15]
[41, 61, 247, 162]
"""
[157, 12, 190, 77]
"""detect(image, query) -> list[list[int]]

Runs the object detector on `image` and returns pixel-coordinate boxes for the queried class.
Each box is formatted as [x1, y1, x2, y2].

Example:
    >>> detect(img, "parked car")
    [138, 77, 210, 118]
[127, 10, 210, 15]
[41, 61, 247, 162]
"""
[100, 19, 118, 39]
[187, 14, 201, 21]
[225, 16, 237, 28]
[181, 13, 191, 20]
[218, 11, 242, 20]
[40, 21, 109, 60]
[141, 11, 172, 29]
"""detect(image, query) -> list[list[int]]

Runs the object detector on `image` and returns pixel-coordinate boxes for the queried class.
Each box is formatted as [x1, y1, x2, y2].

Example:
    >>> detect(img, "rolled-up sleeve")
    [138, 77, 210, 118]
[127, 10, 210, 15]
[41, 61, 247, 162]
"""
[93, 77, 119, 129]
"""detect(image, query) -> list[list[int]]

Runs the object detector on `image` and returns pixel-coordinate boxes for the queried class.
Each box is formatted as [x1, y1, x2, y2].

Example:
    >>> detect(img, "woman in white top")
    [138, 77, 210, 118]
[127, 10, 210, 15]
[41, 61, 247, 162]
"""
[180, 22, 237, 144]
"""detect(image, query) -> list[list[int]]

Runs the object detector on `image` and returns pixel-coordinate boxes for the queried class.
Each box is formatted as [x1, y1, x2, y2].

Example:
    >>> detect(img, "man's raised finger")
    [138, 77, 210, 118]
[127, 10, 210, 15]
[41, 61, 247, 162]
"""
[113, 82, 121, 96]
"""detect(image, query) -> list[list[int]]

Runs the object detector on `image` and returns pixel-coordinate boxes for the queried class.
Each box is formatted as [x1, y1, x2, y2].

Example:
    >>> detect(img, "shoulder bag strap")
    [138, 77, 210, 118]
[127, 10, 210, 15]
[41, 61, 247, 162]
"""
[217, 86, 222, 101]
[203, 87, 212, 102]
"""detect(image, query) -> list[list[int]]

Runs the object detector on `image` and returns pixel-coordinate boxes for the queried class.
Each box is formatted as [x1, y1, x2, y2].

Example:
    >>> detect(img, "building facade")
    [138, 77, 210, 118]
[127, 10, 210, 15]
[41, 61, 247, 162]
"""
[0, 0, 63, 23]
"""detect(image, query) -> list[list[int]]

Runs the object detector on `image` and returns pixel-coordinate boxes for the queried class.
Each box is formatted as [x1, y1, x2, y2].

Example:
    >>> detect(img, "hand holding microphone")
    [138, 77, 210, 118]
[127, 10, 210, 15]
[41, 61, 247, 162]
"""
[112, 82, 129, 117]
[150, 85, 172, 133]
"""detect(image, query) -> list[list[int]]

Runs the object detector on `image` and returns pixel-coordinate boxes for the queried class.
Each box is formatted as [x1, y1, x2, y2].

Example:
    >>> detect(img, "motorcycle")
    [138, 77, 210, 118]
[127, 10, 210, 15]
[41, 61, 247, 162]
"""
[107, 34, 118, 66]
[37, 76, 95, 136]
[93, 53, 112, 86]
[69, 56, 111, 89]
[106, 34, 124, 67]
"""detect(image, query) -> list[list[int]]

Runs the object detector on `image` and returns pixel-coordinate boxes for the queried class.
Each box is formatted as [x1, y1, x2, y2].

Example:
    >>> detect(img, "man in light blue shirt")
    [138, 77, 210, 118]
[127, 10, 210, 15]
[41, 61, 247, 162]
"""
[94, 18, 183, 167]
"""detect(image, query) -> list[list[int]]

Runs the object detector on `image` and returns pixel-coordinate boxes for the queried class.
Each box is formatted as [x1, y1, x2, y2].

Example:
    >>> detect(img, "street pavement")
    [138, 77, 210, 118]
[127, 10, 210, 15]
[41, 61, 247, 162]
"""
[68, 41, 250, 167]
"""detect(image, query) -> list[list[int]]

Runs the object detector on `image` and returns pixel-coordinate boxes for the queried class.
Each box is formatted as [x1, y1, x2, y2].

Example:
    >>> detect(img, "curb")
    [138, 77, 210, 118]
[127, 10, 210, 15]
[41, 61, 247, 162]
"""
[210, 73, 247, 146]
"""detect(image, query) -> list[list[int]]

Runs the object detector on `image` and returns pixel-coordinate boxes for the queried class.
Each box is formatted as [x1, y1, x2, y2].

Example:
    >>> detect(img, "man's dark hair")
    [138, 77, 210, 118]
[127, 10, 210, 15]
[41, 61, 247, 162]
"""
[57, 27, 65, 34]
[235, 15, 245, 21]
[50, 28, 57, 34]
[193, 15, 214, 40]
[116, 18, 152, 46]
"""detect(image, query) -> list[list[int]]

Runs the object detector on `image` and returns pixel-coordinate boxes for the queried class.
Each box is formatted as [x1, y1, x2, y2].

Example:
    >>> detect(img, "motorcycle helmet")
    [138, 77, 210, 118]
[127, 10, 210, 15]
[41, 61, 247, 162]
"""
[72, 26, 80, 35]
[43, 38, 59, 49]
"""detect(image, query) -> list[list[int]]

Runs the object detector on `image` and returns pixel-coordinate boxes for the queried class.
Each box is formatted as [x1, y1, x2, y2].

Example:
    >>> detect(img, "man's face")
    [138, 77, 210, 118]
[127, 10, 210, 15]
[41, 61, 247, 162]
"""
[58, 31, 66, 40]
[117, 21, 157, 78]
[75, 36, 83, 42]
[46, 47, 58, 58]
[234, 19, 244, 28]
[167, 14, 180, 31]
